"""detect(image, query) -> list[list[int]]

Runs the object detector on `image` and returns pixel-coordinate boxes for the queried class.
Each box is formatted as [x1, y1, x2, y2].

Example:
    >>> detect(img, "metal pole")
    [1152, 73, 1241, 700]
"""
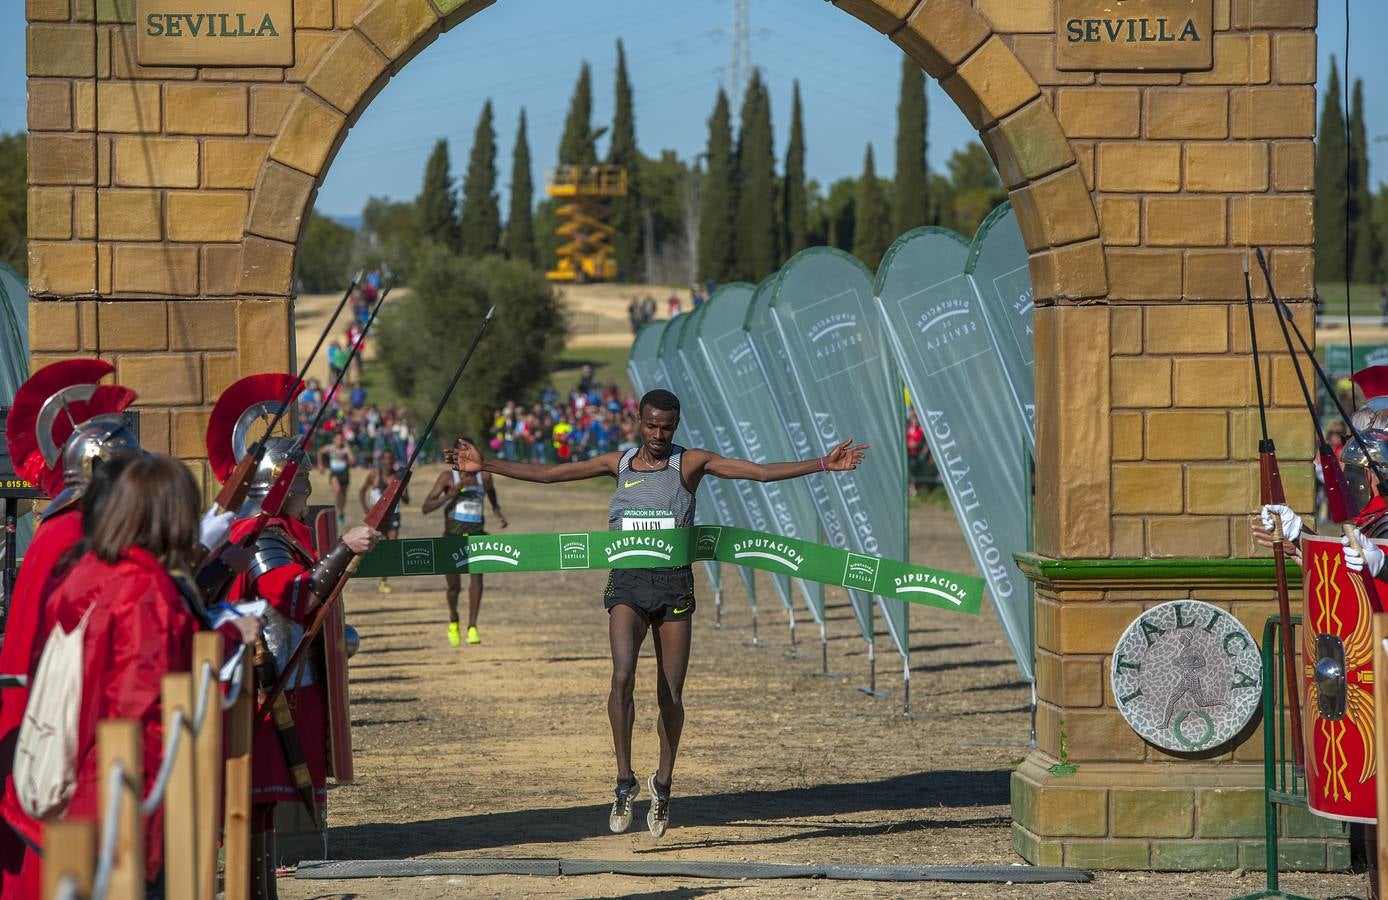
[859, 639, 887, 698]
[811, 621, 838, 678]
[748, 599, 765, 648]
[1028, 681, 1038, 749]
[2, 497, 16, 630]
[786, 606, 797, 658]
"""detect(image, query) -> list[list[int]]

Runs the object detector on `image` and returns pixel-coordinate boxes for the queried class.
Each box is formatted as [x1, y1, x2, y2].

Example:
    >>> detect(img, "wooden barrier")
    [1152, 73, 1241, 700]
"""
[223, 656, 254, 900]
[41, 648, 254, 900]
[96, 721, 142, 900]
[42, 821, 94, 899]
[161, 674, 196, 899]
[192, 634, 223, 900]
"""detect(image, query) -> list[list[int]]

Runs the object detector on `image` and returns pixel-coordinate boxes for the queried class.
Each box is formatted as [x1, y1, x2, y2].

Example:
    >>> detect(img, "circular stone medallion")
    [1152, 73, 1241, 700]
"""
[1110, 601, 1262, 753]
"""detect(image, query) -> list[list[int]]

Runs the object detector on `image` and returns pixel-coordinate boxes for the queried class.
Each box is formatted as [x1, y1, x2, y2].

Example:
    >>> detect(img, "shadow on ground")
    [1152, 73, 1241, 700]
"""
[326, 770, 1010, 859]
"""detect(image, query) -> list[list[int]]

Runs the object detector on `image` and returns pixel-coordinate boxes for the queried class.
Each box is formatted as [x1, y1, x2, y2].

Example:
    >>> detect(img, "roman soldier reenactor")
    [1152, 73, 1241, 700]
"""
[207, 376, 379, 899]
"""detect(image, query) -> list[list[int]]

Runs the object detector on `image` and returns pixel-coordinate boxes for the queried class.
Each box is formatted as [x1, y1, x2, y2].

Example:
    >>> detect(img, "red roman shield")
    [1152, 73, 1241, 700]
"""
[1301, 533, 1377, 823]
[311, 505, 354, 783]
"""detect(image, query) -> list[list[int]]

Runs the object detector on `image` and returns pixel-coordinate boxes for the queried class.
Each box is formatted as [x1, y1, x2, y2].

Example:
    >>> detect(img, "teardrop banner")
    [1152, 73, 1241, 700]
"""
[691, 280, 826, 628]
[628, 320, 726, 606]
[675, 293, 797, 620]
[762, 248, 912, 666]
[743, 269, 872, 651]
[350, 526, 984, 617]
[966, 203, 1035, 449]
[874, 226, 1035, 682]
[654, 315, 761, 609]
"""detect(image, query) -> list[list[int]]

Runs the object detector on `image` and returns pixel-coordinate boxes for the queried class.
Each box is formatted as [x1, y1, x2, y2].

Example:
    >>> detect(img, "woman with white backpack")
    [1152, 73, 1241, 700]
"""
[16, 456, 260, 894]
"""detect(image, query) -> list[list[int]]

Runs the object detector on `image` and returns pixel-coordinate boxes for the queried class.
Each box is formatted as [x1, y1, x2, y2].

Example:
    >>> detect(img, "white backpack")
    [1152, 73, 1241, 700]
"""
[13, 607, 93, 819]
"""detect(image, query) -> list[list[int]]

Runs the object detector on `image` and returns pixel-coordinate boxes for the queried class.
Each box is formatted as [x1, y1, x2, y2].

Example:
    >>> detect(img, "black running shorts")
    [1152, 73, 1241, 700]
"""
[604, 567, 696, 622]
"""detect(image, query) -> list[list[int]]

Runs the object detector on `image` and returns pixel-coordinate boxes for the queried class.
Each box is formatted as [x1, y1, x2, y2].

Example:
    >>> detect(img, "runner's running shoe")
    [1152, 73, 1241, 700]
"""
[447, 622, 462, 647]
[646, 774, 670, 838]
[609, 778, 639, 833]
[467, 625, 481, 645]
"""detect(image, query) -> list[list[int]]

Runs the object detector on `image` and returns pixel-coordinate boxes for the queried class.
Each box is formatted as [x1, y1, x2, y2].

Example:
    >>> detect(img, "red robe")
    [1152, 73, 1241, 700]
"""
[0, 508, 82, 898]
[227, 515, 328, 807]
[35, 548, 218, 883]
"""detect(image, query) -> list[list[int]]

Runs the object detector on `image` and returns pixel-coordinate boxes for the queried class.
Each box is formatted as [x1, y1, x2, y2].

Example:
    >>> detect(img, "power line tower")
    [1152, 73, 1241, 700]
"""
[729, 0, 751, 103]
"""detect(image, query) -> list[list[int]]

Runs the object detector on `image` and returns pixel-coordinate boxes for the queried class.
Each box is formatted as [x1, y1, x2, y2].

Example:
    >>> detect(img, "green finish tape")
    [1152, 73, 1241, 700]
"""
[353, 525, 984, 615]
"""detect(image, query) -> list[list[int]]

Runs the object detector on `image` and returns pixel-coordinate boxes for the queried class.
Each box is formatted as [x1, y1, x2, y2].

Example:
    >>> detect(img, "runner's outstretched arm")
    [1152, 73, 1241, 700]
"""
[447, 439, 620, 483]
[686, 438, 867, 484]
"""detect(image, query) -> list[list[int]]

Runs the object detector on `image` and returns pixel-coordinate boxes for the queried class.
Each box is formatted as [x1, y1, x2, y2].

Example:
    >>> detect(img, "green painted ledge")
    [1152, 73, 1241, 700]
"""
[1015, 553, 1302, 590]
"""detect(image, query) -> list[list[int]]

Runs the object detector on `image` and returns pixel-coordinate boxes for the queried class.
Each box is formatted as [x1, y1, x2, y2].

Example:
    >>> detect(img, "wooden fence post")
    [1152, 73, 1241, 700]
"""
[96, 720, 142, 900]
[223, 657, 253, 900]
[191, 633, 223, 900]
[42, 820, 94, 899]
[161, 673, 197, 900]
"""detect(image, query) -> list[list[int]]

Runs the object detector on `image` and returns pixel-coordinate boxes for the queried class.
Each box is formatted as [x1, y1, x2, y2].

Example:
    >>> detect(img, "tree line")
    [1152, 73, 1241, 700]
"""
[305, 45, 1008, 290]
[1315, 55, 1388, 286]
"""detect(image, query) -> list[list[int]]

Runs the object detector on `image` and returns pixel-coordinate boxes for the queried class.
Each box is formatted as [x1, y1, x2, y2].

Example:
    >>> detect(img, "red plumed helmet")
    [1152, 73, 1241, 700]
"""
[1353, 365, 1388, 403]
[6, 360, 136, 495]
[206, 373, 303, 483]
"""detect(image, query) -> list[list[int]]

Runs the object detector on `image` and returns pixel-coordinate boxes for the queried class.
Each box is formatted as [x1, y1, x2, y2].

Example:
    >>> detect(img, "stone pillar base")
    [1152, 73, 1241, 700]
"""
[1011, 753, 1350, 872]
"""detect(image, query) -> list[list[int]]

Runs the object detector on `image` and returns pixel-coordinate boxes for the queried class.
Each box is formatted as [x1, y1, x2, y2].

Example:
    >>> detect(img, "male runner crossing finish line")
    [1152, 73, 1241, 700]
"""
[446, 388, 867, 838]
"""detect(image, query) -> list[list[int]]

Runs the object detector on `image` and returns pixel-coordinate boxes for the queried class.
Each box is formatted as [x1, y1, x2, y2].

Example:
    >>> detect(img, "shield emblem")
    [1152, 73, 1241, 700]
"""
[311, 505, 354, 783]
[1301, 533, 1377, 823]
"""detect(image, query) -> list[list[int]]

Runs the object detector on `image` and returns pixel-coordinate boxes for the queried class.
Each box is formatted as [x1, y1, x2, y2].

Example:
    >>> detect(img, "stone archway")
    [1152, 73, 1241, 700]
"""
[25, 0, 1325, 869]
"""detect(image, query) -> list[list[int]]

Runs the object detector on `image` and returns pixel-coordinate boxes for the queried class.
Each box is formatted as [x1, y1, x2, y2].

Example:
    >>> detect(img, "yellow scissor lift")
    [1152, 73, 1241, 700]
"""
[545, 164, 627, 283]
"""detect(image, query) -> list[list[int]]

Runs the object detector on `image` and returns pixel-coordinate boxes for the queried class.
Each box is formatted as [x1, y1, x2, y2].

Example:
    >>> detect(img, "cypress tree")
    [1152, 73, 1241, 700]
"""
[781, 81, 808, 257]
[459, 100, 501, 258]
[1349, 79, 1376, 284]
[504, 108, 537, 266]
[558, 62, 602, 167]
[853, 144, 891, 271]
[893, 55, 930, 237]
[698, 89, 737, 283]
[734, 71, 778, 280]
[1315, 57, 1348, 282]
[416, 138, 460, 251]
[607, 39, 645, 279]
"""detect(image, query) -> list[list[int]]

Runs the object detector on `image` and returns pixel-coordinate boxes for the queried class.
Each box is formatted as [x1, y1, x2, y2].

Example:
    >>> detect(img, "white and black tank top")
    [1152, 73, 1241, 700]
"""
[607, 446, 697, 532]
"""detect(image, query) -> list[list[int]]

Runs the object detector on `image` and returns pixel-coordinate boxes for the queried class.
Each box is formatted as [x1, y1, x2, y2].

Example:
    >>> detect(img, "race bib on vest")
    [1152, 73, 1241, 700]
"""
[621, 508, 675, 531]
[453, 498, 484, 523]
[329, 458, 347, 473]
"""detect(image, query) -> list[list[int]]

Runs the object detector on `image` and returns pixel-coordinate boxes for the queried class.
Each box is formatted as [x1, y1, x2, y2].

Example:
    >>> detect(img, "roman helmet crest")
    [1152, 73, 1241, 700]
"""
[205, 373, 307, 517]
[6, 359, 140, 516]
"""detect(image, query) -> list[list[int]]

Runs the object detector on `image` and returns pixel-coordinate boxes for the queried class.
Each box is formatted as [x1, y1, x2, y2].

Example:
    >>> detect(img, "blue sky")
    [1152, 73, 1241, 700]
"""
[0, 0, 1380, 219]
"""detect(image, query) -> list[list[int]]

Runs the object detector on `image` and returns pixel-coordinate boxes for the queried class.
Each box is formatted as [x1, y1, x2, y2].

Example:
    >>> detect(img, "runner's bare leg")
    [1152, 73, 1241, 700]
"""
[444, 573, 461, 623]
[608, 605, 648, 781]
[468, 574, 484, 629]
[651, 617, 692, 785]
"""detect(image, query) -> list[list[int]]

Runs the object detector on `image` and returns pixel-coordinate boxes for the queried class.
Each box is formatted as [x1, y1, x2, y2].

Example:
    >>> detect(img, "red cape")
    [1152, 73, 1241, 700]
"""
[0, 508, 82, 895]
[28, 548, 205, 882]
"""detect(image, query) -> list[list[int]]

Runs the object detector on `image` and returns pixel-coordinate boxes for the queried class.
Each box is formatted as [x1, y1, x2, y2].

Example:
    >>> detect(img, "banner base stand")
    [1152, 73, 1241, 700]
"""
[858, 688, 889, 699]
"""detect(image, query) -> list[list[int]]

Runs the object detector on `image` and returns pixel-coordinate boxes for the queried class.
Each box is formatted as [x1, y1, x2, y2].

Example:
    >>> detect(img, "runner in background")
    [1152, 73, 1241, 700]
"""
[359, 448, 408, 594]
[422, 438, 507, 646]
[317, 431, 355, 526]
[446, 390, 866, 839]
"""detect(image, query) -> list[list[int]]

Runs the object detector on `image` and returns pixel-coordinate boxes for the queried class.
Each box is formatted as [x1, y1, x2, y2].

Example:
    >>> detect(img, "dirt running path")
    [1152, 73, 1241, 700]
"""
[281, 468, 1362, 899]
